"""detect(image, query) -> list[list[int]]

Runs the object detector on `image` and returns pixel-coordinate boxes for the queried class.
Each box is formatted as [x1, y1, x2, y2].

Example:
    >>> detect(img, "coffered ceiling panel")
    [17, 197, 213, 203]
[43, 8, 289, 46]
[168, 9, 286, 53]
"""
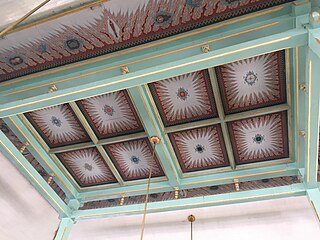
[215, 50, 287, 114]
[77, 90, 144, 139]
[228, 111, 289, 164]
[0, 0, 293, 81]
[56, 148, 117, 187]
[104, 138, 165, 181]
[25, 104, 91, 148]
[149, 70, 218, 127]
[168, 124, 229, 172]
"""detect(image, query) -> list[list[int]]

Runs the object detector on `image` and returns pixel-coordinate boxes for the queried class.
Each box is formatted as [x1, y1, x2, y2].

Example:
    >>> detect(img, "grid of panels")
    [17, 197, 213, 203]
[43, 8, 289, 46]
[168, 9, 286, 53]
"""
[22, 50, 290, 188]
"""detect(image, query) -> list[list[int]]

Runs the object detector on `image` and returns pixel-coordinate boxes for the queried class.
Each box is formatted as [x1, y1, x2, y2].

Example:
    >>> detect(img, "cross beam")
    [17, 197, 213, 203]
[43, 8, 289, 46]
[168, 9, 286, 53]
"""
[74, 183, 305, 220]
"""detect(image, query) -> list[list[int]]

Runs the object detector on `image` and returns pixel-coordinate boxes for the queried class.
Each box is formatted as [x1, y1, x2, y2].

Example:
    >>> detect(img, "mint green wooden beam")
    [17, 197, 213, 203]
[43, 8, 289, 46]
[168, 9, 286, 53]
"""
[306, 188, 320, 224]
[79, 163, 298, 202]
[303, 47, 320, 188]
[0, 25, 307, 117]
[207, 68, 236, 169]
[2, 117, 76, 200]
[54, 218, 74, 240]
[6, 115, 79, 198]
[0, 130, 71, 217]
[74, 183, 305, 220]
[0, 6, 293, 94]
[128, 86, 180, 187]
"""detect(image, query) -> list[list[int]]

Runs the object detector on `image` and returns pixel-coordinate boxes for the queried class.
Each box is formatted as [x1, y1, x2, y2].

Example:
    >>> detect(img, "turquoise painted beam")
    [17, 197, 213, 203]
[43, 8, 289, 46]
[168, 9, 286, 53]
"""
[289, 47, 299, 165]
[309, 29, 320, 59]
[296, 45, 308, 168]
[0, 5, 293, 94]
[79, 163, 298, 202]
[306, 188, 320, 224]
[0, 130, 71, 217]
[208, 68, 236, 169]
[73, 183, 305, 220]
[303, 48, 320, 188]
[54, 218, 74, 240]
[0, 25, 307, 118]
[79, 181, 173, 203]
[6, 115, 79, 197]
[128, 86, 180, 187]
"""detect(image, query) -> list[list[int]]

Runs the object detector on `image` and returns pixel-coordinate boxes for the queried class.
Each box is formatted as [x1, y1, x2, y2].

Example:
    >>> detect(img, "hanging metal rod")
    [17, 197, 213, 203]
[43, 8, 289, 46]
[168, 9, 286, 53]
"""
[0, 0, 51, 38]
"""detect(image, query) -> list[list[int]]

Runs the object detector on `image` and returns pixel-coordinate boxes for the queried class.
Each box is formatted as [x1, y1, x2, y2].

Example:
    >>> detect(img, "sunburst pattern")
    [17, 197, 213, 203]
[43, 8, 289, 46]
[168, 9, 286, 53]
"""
[25, 104, 90, 148]
[216, 51, 286, 114]
[228, 111, 289, 164]
[0, 0, 293, 81]
[104, 138, 164, 181]
[77, 90, 144, 139]
[149, 70, 217, 126]
[169, 125, 229, 172]
[56, 148, 116, 187]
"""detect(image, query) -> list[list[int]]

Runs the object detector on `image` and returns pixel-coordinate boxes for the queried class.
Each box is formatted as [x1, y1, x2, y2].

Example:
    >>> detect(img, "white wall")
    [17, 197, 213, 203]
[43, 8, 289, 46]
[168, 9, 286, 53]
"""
[0, 152, 60, 240]
[69, 196, 320, 240]
[1, 150, 320, 240]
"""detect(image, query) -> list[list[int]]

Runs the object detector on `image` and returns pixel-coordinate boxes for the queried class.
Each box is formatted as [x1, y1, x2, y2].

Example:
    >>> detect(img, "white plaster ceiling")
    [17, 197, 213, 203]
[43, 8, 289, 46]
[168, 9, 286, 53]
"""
[0, 152, 60, 240]
[0, 0, 99, 28]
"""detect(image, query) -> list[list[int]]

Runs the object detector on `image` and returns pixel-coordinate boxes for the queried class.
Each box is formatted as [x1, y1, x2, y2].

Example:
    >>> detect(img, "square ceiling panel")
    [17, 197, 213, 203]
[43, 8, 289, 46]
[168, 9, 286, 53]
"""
[56, 147, 117, 187]
[169, 125, 229, 173]
[25, 104, 91, 148]
[77, 90, 144, 139]
[215, 50, 286, 114]
[228, 111, 289, 165]
[104, 138, 165, 181]
[148, 70, 218, 127]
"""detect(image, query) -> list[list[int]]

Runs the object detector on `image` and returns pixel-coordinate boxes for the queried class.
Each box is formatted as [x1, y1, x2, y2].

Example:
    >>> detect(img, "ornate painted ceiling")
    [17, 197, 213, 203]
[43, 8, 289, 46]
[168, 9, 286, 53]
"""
[2, 50, 289, 190]
[0, 0, 294, 82]
[2, 0, 319, 228]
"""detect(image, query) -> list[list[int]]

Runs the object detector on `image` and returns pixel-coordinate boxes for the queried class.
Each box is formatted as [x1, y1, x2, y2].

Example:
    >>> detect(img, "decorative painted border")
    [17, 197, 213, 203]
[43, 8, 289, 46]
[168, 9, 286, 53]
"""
[215, 50, 287, 114]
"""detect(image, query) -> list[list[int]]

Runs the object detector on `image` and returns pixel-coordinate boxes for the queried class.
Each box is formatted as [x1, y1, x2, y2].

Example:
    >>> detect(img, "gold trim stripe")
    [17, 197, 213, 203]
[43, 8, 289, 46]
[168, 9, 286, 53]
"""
[4, 22, 280, 97]
[0, 6, 284, 88]
[0, 139, 65, 213]
[307, 60, 312, 182]
[79, 191, 298, 219]
[0, 36, 291, 114]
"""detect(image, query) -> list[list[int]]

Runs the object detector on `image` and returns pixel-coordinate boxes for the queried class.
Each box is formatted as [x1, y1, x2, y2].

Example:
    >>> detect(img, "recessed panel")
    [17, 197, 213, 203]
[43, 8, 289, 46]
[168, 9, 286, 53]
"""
[104, 138, 165, 181]
[56, 148, 117, 187]
[77, 90, 144, 139]
[169, 125, 229, 172]
[215, 51, 286, 114]
[228, 111, 289, 164]
[149, 70, 218, 126]
[25, 104, 91, 148]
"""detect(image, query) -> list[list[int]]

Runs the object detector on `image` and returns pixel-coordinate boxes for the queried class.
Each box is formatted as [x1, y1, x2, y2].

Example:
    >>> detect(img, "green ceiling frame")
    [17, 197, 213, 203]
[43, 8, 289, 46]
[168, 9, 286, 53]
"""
[1, 1, 320, 239]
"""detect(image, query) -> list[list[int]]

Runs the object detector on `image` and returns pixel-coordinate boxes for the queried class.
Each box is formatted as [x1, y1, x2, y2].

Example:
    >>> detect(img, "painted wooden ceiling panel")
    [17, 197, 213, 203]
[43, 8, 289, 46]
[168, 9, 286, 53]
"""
[0, 0, 294, 82]
[56, 147, 117, 187]
[149, 70, 218, 127]
[228, 111, 289, 164]
[168, 124, 229, 172]
[215, 50, 287, 114]
[25, 104, 91, 148]
[104, 138, 165, 181]
[77, 90, 144, 139]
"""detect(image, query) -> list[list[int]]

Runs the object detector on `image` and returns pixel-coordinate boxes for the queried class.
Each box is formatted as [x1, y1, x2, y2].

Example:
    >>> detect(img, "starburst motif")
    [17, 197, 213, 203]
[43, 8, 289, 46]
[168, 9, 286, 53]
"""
[56, 148, 116, 187]
[169, 125, 229, 172]
[104, 138, 164, 181]
[149, 70, 217, 126]
[78, 90, 144, 139]
[216, 51, 286, 114]
[25, 104, 90, 148]
[228, 111, 289, 164]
